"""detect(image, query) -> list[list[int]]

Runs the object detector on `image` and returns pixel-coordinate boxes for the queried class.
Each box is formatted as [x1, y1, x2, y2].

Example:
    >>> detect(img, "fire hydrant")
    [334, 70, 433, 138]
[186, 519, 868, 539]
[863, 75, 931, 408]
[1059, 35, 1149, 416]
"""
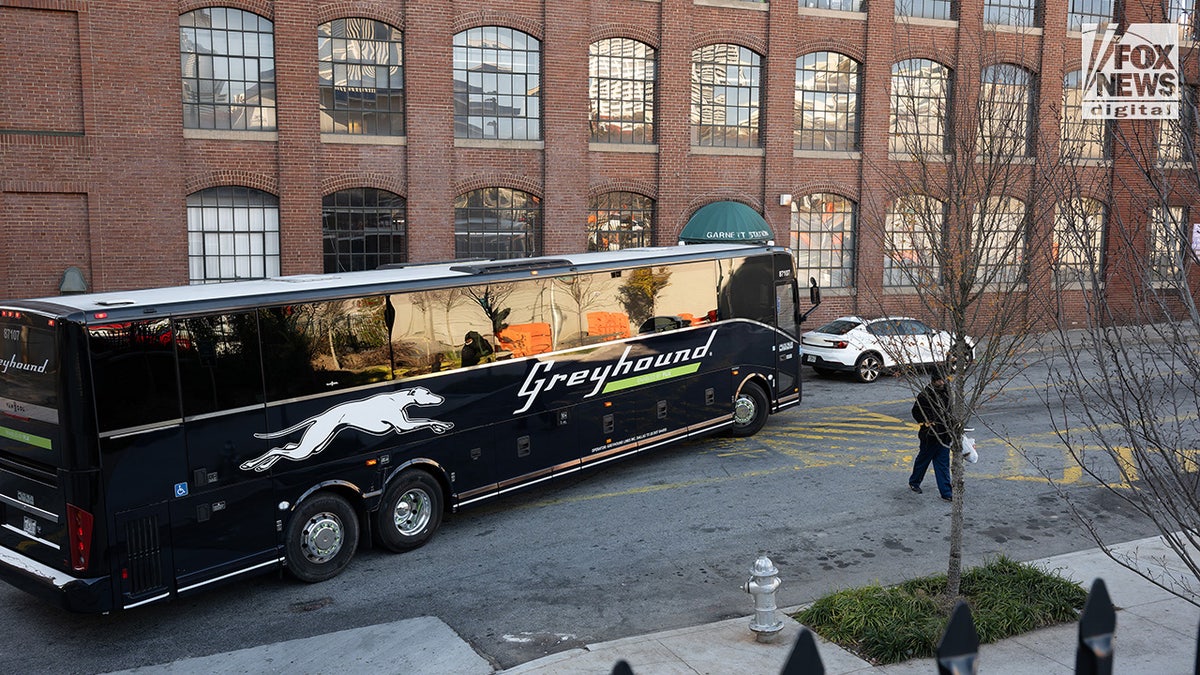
[742, 555, 783, 643]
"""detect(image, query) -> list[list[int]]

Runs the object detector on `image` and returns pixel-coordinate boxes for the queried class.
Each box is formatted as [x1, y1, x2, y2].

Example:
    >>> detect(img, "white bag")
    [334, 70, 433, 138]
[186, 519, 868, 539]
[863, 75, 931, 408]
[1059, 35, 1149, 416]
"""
[962, 436, 978, 464]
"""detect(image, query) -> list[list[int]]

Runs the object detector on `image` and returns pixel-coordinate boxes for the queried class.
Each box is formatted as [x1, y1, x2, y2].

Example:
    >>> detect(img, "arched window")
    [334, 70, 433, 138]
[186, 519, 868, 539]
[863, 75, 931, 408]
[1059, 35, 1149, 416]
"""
[1067, 0, 1112, 31]
[1061, 70, 1109, 160]
[588, 192, 654, 251]
[1159, 86, 1198, 162]
[589, 39, 655, 144]
[187, 187, 279, 283]
[795, 53, 861, 151]
[896, 0, 954, 20]
[1149, 205, 1188, 284]
[971, 197, 1027, 284]
[885, 195, 943, 287]
[454, 188, 541, 259]
[318, 18, 404, 135]
[890, 59, 950, 155]
[984, 0, 1038, 26]
[1053, 198, 1106, 284]
[453, 27, 541, 140]
[322, 189, 407, 272]
[980, 64, 1034, 157]
[180, 8, 275, 130]
[791, 193, 856, 288]
[691, 44, 762, 148]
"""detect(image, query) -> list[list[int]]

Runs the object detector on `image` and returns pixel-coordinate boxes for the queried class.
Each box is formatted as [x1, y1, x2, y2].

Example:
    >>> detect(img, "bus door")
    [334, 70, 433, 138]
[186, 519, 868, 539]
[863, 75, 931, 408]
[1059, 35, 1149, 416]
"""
[773, 254, 801, 398]
[170, 313, 277, 590]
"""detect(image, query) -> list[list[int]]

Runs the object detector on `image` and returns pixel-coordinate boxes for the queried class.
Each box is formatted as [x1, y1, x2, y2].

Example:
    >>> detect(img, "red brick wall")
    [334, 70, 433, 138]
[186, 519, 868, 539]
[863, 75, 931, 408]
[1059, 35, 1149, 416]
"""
[0, 0, 1195, 329]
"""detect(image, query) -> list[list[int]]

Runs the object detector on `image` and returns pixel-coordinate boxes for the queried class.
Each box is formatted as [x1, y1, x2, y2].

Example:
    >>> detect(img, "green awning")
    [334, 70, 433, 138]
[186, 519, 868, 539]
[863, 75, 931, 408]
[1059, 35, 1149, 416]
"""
[678, 201, 773, 244]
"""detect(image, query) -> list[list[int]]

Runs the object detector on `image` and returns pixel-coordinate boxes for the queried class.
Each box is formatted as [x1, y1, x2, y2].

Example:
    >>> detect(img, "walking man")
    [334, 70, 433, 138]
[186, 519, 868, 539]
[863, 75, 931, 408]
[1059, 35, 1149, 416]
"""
[910, 366, 953, 502]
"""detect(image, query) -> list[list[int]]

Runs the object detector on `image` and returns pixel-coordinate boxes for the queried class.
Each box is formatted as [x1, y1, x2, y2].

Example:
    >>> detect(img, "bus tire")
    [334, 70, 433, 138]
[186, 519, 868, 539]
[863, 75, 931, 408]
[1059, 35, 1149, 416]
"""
[376, 470, 443, 553]
[730, 382, 769, 437]
[285, 492, 359, 583]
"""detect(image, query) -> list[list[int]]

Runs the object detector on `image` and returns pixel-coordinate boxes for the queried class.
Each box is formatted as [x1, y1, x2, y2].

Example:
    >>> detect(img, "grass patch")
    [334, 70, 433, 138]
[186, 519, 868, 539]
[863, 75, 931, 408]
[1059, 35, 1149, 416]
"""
[792, 555, 1087, 664]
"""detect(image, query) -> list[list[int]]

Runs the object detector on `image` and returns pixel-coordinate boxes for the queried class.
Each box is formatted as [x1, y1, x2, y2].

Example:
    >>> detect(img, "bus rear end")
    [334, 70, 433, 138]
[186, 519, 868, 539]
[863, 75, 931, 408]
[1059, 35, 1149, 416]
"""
[0, 306, 108, 612]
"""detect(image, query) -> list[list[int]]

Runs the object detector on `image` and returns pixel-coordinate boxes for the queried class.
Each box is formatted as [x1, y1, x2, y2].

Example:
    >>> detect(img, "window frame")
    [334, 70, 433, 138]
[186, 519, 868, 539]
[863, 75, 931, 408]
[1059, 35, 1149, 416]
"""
[691, 44, 763, 149]
[454, 187, 542, 260]
[180, 7, 277, 131]
[186, 186, 281, 284]
[588, 192, 655, 251]
[795, 52, 862, 152]
[321, 188, 408, 273]
[589, 38, 656, 144]
[453, 26, 542, 141]
[318, 18, 405, 136]
[890, 59, 952, 155]
[790, 192, 857, 289]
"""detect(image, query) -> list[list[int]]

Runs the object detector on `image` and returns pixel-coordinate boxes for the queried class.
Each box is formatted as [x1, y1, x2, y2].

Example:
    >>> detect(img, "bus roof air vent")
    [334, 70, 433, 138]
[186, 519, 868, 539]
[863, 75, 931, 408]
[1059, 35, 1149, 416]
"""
[449, 259, 574, 275]
[94, 300, 135, 306]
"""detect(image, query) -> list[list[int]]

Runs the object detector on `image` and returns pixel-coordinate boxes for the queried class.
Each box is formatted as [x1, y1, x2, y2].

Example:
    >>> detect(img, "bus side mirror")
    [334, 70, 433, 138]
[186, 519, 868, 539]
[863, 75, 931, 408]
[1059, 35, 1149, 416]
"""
[808, 277, 821, 306]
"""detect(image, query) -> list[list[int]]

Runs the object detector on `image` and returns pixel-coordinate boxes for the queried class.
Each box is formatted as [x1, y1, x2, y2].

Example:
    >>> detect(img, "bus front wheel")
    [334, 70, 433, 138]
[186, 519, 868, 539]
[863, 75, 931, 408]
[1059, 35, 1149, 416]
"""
[376, 470, 443, 553]
[285, 492, 360, 583]
[730, 382, 769, 437]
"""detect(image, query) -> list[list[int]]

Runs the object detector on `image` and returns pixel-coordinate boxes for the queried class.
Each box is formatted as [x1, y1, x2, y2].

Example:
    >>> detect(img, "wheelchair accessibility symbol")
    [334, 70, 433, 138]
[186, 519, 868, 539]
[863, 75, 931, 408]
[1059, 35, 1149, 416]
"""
[174, 482, 189, 498]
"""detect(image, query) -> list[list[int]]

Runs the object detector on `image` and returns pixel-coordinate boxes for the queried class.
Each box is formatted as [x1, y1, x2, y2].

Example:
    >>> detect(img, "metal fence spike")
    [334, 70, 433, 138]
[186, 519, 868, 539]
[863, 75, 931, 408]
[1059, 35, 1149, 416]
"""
[1076, 578, 1116, 675]
[937, 600, 980, 675]
[779, 627, 825, 675]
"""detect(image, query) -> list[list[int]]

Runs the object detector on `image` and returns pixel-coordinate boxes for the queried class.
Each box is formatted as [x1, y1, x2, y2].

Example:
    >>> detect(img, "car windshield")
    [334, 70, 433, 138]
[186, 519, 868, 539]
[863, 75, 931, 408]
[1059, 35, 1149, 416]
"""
[815, 319, 861, 335]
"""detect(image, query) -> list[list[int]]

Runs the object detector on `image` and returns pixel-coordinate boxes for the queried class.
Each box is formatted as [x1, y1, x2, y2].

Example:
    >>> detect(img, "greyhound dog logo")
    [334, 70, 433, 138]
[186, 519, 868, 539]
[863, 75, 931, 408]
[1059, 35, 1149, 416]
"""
[240, 386, 454, 472]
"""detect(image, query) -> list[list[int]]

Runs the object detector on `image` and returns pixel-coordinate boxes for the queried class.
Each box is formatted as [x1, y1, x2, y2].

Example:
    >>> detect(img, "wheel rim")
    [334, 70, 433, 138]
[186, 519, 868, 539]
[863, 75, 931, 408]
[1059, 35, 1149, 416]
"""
[859, 356, 881, 382]
[733, 393, 757, 426]
[393, 488, 432, 536]
[300, 511, 344, 564]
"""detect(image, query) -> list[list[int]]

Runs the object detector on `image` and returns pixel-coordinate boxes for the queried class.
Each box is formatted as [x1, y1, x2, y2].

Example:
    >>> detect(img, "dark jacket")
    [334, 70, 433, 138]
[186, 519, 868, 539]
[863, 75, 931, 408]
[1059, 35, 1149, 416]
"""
[461, 331, 494, 367]
[912, 383, 953, 446]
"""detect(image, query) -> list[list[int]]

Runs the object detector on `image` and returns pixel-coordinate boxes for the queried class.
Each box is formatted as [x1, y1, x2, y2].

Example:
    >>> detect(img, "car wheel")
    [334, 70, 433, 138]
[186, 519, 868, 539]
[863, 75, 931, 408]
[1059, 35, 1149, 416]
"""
[855, 353, 883, 383]
[285, 492, 359, 583]
[376, 470, 444, 553]
[730, 382, 770, 437]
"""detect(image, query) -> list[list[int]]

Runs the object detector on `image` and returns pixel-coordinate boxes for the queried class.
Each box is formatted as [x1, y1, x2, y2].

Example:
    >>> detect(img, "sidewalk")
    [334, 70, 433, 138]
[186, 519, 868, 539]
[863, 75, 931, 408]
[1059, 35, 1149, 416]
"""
[502, 535, 1198, 674]
[110, 536, 1198, 674]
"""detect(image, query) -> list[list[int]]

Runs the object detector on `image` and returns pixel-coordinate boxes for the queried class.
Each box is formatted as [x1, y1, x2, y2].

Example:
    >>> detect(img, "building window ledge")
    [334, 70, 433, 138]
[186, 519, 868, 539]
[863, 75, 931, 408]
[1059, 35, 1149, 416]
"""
[984, 23, 1043, 36]
[694, 0, 768, 11]
[183, 129, 277, 142]
[798, 8, 867, 20]
[691, 146, 765, 157]
[321, 134, 406, 146]
[895, 16, 958, 29]
[794, 149, 862, 160]
[590, 142, 659, 153]
[454, 139, 545, 150]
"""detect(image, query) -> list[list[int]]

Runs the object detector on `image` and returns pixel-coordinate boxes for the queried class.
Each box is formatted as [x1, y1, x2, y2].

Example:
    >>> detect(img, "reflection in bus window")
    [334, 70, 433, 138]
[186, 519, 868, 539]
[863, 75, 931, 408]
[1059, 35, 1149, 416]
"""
[718, 256, 775, 323]
[175, 312, 264, 416]
[89, 319, 181, 431]
[259, 298, 391, 400]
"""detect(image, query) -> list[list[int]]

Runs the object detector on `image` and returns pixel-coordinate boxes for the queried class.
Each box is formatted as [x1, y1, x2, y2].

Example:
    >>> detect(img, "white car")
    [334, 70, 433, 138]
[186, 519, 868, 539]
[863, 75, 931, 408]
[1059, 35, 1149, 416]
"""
[800, 316, 974, 383]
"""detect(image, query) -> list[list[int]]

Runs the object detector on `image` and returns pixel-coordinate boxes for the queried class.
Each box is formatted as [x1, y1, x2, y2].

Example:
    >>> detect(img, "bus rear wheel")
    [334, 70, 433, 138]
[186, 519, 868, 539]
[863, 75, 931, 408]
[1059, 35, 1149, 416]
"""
[376, 471, 443, 553]
[730, 382, 769, 437]
[285, 493, 359, 583]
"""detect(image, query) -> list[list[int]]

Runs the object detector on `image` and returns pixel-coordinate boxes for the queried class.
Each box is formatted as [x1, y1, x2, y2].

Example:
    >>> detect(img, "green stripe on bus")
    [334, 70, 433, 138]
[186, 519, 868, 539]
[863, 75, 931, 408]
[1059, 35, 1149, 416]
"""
[0, 426, 52, 450]
[601, 363, 702, 394]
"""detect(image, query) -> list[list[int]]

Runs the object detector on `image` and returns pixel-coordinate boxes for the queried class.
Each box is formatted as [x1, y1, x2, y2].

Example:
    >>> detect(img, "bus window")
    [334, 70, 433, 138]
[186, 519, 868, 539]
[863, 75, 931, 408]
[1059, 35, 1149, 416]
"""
[175, 312, 264, 416]
[259, 298, 392, 400]
[649, 261, 719, 325]
[89, 319, 181, 431]
[390, 289, 465, 375]
[718, 256, 775, 323]
[491, 279, 555, 358]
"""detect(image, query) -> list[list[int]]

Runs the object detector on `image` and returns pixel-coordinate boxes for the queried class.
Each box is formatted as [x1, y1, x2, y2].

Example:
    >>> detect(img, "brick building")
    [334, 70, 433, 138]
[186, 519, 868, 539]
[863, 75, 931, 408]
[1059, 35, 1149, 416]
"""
[1, 0, 1197, 327]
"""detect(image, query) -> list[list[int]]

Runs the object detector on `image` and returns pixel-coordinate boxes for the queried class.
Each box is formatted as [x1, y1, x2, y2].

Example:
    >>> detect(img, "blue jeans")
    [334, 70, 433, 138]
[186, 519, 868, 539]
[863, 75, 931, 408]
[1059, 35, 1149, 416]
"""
[910, 433, 951, 499]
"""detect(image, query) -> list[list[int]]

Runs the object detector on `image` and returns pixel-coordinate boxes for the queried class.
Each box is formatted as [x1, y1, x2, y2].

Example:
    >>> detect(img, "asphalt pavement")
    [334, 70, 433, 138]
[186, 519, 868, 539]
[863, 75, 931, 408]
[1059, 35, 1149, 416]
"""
[106, 534, 1198, 674]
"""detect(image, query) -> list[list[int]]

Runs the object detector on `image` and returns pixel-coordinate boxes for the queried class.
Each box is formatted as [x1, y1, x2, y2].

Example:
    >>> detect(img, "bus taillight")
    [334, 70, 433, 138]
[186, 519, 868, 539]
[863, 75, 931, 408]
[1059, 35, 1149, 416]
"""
[66, 504, 94, 572]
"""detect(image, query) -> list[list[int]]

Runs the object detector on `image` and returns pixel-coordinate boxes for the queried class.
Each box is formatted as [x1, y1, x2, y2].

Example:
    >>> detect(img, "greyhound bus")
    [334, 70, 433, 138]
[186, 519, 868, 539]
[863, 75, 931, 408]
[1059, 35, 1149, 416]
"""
[0, 243, 813, 612]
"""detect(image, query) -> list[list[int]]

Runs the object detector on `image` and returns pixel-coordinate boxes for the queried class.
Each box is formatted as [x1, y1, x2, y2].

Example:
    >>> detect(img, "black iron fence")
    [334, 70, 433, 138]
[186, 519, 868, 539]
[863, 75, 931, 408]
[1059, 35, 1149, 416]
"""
[610, 578, 1186, 675]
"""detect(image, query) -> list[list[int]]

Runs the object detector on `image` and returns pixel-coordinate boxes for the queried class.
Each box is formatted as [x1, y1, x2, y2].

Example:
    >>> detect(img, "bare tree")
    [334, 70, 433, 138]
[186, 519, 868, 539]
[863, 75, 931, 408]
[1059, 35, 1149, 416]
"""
[857, 22, 1082, 597]
[1033, 22, 1200, 603]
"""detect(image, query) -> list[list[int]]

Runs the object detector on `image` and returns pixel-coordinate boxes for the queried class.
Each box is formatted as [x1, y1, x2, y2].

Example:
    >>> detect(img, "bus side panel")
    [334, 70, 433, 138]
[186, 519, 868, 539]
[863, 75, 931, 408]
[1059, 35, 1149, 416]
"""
[114, 502, 174, 606]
